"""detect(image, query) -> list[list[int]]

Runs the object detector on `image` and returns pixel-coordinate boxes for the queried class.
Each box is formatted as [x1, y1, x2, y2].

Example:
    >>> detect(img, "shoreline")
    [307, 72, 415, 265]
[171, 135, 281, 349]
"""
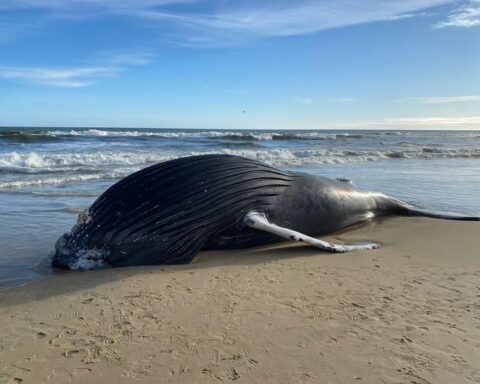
[1, 217, 479, 383]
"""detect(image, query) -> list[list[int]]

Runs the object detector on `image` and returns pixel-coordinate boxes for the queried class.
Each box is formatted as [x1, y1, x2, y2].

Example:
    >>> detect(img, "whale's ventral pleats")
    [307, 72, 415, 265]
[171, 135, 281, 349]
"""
[53, 155, 295, 268]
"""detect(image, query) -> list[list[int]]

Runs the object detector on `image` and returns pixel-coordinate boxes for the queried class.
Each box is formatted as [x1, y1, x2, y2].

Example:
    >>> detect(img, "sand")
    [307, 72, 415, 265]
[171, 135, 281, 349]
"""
[1, 217, 479, 384]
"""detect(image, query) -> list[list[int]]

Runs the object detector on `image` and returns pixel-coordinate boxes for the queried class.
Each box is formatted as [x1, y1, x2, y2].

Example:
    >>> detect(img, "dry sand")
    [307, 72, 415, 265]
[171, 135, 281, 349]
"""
[1, 217, 479, 384]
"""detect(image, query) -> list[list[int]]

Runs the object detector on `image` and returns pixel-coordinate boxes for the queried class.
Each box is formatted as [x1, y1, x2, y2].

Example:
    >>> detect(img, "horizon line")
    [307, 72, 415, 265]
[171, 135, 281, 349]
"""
[2, 125, 480, 131]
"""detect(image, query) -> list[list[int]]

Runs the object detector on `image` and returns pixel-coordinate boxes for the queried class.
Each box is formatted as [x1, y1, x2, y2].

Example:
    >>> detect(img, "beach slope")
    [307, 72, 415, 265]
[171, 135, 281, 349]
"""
[1, 217, 479, 383]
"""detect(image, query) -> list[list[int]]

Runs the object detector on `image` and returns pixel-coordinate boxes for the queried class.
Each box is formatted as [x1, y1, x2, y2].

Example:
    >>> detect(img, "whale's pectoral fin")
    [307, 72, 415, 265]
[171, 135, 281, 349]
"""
[243, 211, 381, 253]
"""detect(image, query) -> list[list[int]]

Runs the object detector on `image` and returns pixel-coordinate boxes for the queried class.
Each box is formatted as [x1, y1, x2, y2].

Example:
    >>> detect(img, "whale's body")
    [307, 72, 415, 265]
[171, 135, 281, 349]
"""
[52, 155, 479, 269]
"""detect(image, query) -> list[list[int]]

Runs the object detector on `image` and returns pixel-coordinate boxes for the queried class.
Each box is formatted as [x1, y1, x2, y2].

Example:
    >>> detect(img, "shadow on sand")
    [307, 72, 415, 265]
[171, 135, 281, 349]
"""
[0, 218, 387, 308]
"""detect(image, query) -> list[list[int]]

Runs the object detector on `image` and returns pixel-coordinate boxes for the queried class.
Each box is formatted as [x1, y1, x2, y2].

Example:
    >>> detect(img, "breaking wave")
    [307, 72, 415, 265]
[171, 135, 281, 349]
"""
[0, 152, 174, 173]
[2, 129, 480, 145]
[2, 145, 479, 169]
[1, 145, 479, 190]
[0, 172, 128, 189]
[0, 128, 380, 142]
[0, 130, 64, 143]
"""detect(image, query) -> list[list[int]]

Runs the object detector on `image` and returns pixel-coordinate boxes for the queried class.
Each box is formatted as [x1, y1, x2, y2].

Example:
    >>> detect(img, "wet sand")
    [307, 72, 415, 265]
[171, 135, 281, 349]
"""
[1, 217, 479, 383]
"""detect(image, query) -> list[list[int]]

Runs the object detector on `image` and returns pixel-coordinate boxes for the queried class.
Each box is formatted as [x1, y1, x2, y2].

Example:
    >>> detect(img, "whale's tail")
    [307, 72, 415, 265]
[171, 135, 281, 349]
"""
[385, 197, 480, 221]
[402, 206, 480, 221]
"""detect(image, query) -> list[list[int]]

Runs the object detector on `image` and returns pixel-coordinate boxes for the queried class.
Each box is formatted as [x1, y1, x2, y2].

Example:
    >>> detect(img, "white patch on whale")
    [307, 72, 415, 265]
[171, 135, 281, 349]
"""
[68, 248, 109, 270]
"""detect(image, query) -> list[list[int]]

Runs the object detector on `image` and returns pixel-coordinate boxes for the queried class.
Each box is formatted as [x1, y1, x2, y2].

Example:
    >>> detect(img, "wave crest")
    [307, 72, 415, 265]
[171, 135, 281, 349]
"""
[1, 128, 371, 142]
[1, 146, 479, 190]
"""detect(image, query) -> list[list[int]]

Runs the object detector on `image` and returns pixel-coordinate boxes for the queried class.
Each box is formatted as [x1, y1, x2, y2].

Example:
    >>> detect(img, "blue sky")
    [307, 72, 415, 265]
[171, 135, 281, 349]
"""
[0, 0, 479, 129]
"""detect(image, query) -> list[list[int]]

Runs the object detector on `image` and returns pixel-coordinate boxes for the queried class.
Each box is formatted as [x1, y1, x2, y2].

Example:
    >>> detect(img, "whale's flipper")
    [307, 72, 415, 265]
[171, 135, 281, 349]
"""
[243, 211, 381, 253]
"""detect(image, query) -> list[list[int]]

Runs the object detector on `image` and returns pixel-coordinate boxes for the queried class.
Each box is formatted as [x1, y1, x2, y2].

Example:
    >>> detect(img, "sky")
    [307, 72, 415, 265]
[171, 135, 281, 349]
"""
[0, 0, 479, 130]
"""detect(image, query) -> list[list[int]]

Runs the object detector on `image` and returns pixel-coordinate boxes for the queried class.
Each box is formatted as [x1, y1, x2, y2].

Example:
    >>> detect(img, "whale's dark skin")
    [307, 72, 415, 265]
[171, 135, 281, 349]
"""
[52, 154, 479, 269]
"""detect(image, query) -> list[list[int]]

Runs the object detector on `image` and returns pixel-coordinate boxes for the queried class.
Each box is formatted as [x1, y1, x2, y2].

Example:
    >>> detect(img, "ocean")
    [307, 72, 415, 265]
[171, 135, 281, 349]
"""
[1, 127, 479, 290]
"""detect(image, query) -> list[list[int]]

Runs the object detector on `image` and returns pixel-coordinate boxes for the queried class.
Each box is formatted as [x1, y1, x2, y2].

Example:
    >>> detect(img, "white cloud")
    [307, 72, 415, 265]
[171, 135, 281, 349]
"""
[325, 116, 480, 129]
[0, 66, 119, 87]
[133, 1, 454, 45]
[400, 95, 480, 103]
[0, 1, 458, 46]
[293, 97, 314, 105]
[0, 49, 153, 87]
[90, 50, 155, 66]
[0, 0, 191, 11]
[385, 12, 427, 21]
[384, 116, 480, 126]
[435, 0, 480, 28]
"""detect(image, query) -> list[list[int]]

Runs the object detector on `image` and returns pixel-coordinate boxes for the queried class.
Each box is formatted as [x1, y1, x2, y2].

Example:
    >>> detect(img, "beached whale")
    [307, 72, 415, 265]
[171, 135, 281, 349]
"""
[52, 154, 479, 269]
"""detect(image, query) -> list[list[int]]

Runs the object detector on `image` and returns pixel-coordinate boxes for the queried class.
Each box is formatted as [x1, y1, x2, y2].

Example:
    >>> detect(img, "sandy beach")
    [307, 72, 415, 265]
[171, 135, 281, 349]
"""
[1, 217, 479, 383]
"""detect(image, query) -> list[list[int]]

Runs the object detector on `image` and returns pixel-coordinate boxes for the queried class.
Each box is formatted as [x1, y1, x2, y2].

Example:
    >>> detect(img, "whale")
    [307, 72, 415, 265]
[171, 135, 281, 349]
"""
[52, 154, 479, 269]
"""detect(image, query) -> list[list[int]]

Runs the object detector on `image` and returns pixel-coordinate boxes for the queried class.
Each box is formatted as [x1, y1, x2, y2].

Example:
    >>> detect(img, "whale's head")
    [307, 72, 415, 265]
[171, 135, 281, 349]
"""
[52, 231, 109, 270]
[52, 209, 109, 270]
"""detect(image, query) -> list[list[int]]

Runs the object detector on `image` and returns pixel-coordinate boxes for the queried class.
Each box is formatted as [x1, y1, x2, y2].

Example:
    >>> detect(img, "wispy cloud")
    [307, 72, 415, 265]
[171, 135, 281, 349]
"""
[384, 116, 480, 127]
[133, 1, 454, 46]
[0, 49, 153, 87]
[435, 0, 480, 28]
[0, 1, 458, 46]
[0, 0, 191, 12]
[330, 116, 480, 129]
[293, 97, 314, 105]
[400, 95, 480, 104]
[385, 11, 427, 21]
[0, 66, 119, 87]
[89, 50, 155, 66]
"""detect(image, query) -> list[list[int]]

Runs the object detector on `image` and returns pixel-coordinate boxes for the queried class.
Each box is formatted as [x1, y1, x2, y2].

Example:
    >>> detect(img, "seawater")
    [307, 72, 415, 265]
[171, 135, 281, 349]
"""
[1, 127, 479, 290]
